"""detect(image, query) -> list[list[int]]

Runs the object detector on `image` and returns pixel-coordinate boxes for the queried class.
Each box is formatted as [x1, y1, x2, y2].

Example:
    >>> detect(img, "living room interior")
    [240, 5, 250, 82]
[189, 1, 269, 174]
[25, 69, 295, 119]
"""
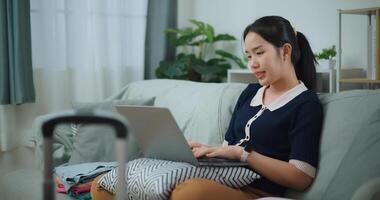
[1, 0, 380, 200]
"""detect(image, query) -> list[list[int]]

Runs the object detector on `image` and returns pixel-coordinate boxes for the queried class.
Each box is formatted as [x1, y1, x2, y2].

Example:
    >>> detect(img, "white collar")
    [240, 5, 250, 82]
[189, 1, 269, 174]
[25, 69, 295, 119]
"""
[250, 82, 308, 111]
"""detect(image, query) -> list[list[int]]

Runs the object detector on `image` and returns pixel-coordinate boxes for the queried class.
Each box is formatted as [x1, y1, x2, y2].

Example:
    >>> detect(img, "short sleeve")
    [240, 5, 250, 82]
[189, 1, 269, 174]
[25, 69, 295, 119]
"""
[288, 100, 323, 167]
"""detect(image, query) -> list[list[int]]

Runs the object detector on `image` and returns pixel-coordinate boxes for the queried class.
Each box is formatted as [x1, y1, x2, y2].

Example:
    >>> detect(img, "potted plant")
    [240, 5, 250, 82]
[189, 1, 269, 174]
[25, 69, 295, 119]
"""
[155, 19, 246, 82]
[314, 45, 337, 70]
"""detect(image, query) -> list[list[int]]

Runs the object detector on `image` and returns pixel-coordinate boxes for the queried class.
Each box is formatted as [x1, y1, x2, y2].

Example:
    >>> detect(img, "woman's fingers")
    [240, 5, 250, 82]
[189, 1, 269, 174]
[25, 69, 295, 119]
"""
[188, 141, 207, 149]
[192, 146, 242, 160]
[206, 146, 243, 160]
[193, 146, 215, 158]
[205, 151, 220, 157]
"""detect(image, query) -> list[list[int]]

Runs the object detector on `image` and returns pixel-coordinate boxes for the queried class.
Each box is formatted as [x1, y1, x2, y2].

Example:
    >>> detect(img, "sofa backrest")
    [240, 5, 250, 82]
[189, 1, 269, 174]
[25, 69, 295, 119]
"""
[110, 79, 247, 146]
[286, 89, 380, 199]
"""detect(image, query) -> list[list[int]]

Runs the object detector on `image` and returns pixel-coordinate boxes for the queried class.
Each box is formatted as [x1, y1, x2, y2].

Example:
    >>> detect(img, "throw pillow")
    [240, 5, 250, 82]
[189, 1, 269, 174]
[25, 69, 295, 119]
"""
[323, 109, 380, 199]
[98, 158, 260, 200]
[68, 98, 155, 165]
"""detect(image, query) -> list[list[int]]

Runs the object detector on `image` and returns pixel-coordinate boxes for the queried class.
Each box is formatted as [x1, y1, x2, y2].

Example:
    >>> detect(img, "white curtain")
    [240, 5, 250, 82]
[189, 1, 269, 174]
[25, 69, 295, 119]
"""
[0, 0, 148, 151]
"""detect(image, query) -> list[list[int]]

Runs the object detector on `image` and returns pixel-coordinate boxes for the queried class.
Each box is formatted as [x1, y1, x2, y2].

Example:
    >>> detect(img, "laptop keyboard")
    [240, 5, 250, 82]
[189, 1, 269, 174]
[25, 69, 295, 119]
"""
[197, 156, 248, 167]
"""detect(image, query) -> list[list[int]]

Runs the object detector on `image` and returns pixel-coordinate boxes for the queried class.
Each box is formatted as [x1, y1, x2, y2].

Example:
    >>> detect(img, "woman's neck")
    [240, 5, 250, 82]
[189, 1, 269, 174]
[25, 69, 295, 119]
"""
[268, 78, 299, 95]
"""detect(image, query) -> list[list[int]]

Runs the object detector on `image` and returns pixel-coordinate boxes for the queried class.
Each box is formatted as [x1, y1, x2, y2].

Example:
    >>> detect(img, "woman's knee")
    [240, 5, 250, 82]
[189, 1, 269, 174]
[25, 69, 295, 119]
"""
[90, 174, 114, 200]
[170, 178, 248, 200]
[171, 178, 215, 200]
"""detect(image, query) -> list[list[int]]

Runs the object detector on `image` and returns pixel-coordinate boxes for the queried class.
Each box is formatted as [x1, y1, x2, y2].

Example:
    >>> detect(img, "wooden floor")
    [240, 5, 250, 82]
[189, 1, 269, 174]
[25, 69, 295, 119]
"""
[0, 146, 36, 178]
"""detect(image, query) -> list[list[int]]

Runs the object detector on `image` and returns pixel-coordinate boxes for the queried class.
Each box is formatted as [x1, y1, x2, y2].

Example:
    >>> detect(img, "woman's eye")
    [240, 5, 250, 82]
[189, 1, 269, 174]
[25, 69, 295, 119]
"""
[256, 51, 264, 55]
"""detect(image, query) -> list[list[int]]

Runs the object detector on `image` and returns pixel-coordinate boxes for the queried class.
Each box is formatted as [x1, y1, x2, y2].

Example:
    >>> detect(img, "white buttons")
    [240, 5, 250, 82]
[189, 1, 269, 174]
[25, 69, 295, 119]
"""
[237, 106, 267, 146]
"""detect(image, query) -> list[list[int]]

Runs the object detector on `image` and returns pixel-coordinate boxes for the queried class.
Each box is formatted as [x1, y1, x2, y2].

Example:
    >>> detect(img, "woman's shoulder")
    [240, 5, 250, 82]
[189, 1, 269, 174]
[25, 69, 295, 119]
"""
[244, 83, 262, 93]
[296, 90, 322, 108]
[239, 83, 261, 98]
[234, 83, 262, 106]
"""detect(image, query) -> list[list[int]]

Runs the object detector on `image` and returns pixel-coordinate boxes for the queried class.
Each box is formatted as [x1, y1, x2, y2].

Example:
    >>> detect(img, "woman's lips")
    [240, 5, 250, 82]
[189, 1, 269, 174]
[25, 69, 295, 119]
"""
[254, 71, 266, 79]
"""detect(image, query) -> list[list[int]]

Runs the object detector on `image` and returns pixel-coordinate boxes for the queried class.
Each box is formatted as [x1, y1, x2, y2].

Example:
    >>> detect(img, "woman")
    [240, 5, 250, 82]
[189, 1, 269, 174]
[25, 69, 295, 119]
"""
[91, 15, 323, 200]
[170, 16, 323, 199]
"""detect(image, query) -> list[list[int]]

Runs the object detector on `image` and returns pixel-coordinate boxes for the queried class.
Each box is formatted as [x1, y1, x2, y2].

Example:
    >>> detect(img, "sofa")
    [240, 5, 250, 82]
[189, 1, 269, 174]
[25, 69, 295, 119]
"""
[0, 79, 379, 200]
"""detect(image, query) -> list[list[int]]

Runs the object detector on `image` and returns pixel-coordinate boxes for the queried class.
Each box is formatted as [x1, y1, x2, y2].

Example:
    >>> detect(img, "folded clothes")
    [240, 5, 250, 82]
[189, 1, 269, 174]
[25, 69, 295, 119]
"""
[54, 162, 116, 192]
[71, 181, 93, 195]
[68, 191, 92, 200]
[55, 176, 66, 193]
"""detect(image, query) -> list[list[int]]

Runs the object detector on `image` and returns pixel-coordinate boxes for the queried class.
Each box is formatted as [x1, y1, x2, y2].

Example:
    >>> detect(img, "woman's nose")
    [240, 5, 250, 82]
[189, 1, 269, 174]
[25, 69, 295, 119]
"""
[248, 59, 259, 69]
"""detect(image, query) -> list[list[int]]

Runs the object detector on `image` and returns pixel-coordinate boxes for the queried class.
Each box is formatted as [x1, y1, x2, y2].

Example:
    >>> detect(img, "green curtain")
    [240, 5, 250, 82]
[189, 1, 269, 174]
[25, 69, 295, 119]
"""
[0, 0, 35, 105]
[144, 0, 177, 79]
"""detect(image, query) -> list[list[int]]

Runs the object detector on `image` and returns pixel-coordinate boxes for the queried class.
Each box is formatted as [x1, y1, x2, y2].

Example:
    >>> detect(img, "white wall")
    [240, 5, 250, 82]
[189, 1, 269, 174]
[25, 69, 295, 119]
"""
[178, 0, 380, 69]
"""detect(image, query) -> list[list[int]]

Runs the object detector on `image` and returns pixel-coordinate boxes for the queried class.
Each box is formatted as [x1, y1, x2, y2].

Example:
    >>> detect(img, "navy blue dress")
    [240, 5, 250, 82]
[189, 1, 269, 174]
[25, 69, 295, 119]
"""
[225, 83, 323, 196]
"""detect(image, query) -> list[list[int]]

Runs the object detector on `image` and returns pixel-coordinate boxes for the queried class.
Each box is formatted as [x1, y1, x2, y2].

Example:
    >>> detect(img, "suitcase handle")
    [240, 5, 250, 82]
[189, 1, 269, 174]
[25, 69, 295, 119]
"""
[42, 109, 128, 200]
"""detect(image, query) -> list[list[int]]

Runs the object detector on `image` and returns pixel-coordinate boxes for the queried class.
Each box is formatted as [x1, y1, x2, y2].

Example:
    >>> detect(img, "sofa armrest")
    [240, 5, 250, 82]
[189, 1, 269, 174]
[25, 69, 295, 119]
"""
[351, 177, 380, 200]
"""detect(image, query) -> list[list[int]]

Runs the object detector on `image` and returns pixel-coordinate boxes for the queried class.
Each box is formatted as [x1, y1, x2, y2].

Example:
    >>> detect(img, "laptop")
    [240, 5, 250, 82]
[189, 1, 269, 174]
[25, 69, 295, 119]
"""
[116, 105, 248, 167]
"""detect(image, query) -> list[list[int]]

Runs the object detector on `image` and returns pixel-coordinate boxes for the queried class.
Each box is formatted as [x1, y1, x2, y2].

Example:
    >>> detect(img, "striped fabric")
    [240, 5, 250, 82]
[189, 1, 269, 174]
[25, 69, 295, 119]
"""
[98, 158, 260, 200]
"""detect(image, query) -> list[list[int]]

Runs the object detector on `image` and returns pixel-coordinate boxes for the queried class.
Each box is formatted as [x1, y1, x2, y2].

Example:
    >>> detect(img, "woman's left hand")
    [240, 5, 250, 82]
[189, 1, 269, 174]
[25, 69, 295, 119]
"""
[192, 145, 243, 160]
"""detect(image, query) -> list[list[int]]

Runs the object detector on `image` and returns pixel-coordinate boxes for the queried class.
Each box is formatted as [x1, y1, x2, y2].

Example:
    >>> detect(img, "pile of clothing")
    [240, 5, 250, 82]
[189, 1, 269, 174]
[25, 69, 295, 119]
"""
[54, 162, 117, 200]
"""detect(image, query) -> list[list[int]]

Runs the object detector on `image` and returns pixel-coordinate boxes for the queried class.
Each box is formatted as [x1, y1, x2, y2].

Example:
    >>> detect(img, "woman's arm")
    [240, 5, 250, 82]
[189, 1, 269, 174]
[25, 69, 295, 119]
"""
[193, 145, 314, 191]
[247, 150, 313, 191]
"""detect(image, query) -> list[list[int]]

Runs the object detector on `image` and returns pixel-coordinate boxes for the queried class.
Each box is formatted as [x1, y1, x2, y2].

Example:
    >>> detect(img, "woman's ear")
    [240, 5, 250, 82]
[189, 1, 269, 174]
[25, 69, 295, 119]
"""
[282, 43, 292, 62]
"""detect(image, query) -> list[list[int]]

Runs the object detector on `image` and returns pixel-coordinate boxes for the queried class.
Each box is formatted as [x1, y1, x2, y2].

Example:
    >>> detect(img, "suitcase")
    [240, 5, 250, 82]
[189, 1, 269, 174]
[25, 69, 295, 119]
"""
[41, 108, 129, 200]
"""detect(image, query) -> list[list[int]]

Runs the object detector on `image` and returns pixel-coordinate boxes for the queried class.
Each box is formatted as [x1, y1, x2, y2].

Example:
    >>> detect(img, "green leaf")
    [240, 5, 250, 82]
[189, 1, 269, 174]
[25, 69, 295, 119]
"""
[215, 50, 246, 68]
[192, 58, 231, 77]
[206, 58, 226, 65]
[189, 19, 205, 30]
[155, 54, 197, 79]
[315, 45, 336, 60]
[214, 34, 236, 42]
[175, 30, 202, 46]
[204, 24, 215, 43]
[190, 19, 215, 43]
[165, 28, 180, 34]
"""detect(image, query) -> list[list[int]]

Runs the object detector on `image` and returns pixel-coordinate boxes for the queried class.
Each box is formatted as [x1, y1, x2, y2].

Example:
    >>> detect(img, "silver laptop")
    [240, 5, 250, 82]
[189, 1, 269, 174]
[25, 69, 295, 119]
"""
[116, 105, 248, 167]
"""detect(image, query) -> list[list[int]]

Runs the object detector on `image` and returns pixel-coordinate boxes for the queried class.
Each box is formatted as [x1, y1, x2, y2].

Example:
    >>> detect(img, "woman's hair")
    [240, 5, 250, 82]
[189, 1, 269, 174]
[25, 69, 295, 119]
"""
[243, 16, 317, 91]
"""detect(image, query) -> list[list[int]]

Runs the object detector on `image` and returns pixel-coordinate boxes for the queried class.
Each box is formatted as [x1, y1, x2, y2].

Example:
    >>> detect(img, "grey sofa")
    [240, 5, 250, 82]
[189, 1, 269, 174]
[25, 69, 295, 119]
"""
[0, 79, 379, 200]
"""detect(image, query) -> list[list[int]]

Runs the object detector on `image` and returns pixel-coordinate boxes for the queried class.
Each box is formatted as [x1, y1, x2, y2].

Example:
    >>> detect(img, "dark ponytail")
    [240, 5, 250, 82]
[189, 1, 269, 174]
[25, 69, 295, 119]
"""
[243, 16, 317, 91]
[294, 32, 317, 91]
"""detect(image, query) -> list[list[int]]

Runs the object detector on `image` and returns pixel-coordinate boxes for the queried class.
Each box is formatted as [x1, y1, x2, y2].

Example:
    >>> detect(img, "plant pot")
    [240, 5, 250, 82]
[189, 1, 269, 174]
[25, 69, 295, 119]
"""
[329, 59, 336, 69]
[317, 59, 336, 71]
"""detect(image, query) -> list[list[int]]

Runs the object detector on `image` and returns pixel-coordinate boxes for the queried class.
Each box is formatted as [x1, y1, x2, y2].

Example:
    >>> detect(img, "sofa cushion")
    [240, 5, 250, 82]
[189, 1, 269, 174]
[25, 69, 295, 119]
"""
[323, 109, 380, 199]
[68, 98, 155, 164]
[110, 79, 247, 146]
[287, 89, 380, 199]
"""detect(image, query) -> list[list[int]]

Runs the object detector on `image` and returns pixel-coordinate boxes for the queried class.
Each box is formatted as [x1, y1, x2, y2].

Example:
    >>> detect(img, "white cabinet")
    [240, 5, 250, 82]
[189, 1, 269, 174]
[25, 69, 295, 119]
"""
[227, 69, 258, 84]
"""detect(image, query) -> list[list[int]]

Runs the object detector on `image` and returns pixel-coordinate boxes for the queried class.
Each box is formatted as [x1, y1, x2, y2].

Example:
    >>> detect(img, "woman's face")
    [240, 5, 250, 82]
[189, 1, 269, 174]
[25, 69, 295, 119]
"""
[244, 32, 286, 86]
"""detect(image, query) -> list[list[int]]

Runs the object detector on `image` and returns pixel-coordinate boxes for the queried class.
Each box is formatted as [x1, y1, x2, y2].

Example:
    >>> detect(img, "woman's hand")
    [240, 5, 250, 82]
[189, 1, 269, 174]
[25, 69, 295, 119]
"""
[188, 141, 208, 149]
[192, 145, 244, 160]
